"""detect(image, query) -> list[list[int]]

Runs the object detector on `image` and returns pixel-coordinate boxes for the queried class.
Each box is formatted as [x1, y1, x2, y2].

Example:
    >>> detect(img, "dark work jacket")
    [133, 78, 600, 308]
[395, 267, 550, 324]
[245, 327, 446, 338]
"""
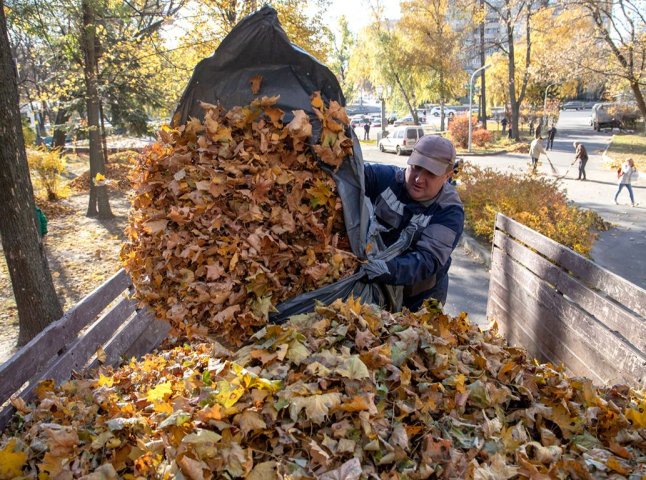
[364, 164, 464, 309]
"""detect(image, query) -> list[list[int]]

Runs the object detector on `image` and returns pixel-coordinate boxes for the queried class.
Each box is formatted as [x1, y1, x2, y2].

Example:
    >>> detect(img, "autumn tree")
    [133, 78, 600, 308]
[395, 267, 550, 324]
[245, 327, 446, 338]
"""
[329, 16, 356, 102]
[0, 0, 63, 345]
[563, 0, 646, 128]
[399, 0, 466, 130]
[484, 0, 536, 140]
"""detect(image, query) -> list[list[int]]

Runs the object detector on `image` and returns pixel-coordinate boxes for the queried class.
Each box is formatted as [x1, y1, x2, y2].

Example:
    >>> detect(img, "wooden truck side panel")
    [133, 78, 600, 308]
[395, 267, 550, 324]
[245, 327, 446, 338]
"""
[488, 213, 646, 387]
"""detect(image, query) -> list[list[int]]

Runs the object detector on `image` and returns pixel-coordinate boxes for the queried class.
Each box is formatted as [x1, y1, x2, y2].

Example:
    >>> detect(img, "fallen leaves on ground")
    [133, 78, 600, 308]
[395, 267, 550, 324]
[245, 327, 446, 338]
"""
[69, 158, 137, 193]
[121, 92, 356, 343]
[2, 300, 645, 478]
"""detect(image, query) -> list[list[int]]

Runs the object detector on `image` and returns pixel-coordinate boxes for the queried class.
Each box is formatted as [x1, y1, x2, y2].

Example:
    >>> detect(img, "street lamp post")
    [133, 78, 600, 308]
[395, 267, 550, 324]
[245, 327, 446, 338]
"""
[377, 86, 386, 139]
[468, 64, 491, 153]
[543, 83, 557, 126]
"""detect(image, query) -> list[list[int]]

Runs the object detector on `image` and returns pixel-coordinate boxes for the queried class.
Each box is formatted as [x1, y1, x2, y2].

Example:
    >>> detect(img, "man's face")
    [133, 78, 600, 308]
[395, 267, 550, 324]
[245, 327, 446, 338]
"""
[405, 164, 450, 202]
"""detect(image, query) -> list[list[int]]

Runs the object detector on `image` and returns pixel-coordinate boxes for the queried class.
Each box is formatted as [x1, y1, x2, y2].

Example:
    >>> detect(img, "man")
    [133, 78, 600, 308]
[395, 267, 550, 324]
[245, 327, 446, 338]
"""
[547, 125, 557, 150]
[361, 135, 464, 311]
[529, 133, 547, 174]
[363, 120, 371, 141]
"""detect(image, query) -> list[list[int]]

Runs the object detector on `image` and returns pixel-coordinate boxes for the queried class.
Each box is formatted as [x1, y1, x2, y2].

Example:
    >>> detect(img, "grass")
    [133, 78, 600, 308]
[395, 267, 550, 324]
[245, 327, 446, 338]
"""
[605, 133, 646, 170]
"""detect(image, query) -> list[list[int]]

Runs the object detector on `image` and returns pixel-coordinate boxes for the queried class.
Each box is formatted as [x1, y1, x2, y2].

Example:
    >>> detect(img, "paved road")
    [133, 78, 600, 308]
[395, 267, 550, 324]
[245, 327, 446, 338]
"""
[359, 110, 645, 324]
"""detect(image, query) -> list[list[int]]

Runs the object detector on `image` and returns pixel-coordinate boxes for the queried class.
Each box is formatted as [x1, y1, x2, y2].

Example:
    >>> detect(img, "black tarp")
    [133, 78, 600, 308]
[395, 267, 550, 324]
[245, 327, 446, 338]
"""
[174, 6, 406, 323]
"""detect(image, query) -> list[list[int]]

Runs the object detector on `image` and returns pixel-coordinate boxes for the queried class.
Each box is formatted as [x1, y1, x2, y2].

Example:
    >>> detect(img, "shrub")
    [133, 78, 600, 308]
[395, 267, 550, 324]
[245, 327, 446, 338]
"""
[449, 116, 492, 149]
[471, 128, 492, 147]
[27, 147, 69, 200]
[448, 116, 472, 148]
[458, 165, 608, 256]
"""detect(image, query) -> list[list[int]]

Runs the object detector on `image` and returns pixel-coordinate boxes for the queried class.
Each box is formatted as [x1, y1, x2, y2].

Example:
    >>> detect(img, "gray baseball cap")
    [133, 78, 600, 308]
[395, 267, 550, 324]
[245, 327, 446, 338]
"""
[407, 135, 456, 176]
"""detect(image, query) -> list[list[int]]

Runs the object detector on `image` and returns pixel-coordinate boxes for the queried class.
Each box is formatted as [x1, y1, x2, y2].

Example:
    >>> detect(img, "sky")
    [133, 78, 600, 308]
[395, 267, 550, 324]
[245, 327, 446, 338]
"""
[324, 0, 401, 35]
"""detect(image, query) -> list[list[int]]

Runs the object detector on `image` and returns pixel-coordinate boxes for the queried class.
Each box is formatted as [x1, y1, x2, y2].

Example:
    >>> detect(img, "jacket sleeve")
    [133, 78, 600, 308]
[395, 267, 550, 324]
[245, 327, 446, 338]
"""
[364, 163, 399, 200]
[381, 206, 464, 286]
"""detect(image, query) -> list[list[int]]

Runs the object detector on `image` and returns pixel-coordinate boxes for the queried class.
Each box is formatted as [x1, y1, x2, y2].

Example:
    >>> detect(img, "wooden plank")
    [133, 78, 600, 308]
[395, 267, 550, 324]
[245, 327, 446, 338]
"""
[0, 269, 130, 405]
[121, 313, 171, 361]
[85, 309, 155, 371]
[490, 249, 646, 385]
[488, 271, 605, 384]
[495, 214, 646, 317]
[0, 296, 137, 431]
[493, 230, 646, 352]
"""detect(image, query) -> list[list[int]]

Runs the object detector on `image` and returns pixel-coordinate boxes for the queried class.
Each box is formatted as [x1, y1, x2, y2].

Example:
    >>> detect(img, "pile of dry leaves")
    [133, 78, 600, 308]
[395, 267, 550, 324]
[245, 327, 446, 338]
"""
[121, 92, 357, 342]
[69, 154, 138, 193]
[1, 300, 644, 479]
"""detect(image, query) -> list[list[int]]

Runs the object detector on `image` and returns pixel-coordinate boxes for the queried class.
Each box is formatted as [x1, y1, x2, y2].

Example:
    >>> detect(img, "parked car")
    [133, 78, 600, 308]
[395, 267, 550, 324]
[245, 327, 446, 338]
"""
[369, 115, 382, 128]
[350, 114, 370, 128]
[430, 107, 456, 118]
[394, 114, 425, 126]
[378, 126, 426, 155]
[561, 101, 585, 111]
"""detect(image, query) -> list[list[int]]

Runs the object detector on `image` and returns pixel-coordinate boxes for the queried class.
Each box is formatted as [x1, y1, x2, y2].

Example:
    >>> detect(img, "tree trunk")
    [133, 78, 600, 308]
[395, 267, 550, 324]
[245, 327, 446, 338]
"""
[53, 108, 71, 148]
[479, 0, 487, 130]
[440, 71, 446, 132]
[81, 0, 112, 218]
[0, 2, 64, 345]
[629, 80, 646, 134]
[394, 71, 418, 124]
[506, 16, 520, 140]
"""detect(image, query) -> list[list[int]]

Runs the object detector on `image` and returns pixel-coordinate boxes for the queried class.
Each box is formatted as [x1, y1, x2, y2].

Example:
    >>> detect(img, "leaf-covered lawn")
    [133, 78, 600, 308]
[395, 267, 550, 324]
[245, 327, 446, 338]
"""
[604, 133, 646, 170]
[0, 190, 128, 363]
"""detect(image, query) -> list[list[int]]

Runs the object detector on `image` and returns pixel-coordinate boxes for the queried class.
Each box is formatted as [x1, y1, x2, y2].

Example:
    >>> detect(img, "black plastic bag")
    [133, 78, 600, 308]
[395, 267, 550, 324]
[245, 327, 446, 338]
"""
[174, 6, 406, 323]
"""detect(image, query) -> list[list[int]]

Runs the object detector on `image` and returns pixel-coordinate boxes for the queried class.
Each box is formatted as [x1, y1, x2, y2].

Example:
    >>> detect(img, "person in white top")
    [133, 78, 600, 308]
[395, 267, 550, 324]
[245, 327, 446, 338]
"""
[529, 133, 547, 174]
[614, 158, 639, 207]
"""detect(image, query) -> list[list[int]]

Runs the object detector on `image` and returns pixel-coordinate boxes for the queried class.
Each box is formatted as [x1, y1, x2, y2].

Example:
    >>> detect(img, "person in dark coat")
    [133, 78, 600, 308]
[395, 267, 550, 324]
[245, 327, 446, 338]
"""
[573, 142, 589, 180]
[501, 117, 508, 134]
[363, 121, 371, 141]
[361, 135, 464, 310]
[546, 125, 557, 150]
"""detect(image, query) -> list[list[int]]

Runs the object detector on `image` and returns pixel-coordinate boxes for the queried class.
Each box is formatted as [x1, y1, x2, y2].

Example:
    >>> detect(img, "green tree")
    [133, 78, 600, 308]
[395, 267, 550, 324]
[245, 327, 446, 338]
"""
[329, 15, 355, 101]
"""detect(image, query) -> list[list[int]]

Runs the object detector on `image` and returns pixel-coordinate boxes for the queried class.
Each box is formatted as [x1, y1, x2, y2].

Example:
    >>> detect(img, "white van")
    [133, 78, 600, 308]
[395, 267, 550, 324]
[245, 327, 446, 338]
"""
[378, 126, 426, 155]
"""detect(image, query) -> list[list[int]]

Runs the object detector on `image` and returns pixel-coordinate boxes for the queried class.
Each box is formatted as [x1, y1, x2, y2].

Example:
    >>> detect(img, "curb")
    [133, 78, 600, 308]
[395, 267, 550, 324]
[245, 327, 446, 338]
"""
[458, 232, 492, 269]
[459, 149, 508, 157]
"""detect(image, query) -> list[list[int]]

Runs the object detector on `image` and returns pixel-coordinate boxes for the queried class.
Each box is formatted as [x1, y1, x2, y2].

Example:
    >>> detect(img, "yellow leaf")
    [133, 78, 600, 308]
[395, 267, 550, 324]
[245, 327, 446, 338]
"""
[625, 399, 646, 428]
[214, 380, 245, 408]
[97, 373, 114, 388]
[0, 439, 27, 479]
[153, 401, 174, 414]
[146, 381, 173, 403]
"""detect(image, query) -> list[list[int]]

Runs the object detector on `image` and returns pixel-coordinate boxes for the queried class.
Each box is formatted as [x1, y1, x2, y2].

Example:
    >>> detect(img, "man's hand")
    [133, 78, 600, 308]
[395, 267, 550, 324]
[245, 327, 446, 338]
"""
[360, 258, 390, 282]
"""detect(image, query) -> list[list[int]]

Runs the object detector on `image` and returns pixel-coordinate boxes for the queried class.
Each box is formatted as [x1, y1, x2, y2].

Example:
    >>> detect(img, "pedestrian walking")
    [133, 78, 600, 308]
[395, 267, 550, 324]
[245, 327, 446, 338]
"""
[614, 158, 639, 206]
[529, 133, 547, 174]
[501, 117, 508, 134]
[363, 121, 371, 141]
[573, 142, 588, 180]
[547, 125, 557, 150]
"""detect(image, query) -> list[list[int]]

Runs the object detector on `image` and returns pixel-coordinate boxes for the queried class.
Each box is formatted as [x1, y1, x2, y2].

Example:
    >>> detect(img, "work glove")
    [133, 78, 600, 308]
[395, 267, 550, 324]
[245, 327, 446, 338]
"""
[360, 258, 390, 282]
